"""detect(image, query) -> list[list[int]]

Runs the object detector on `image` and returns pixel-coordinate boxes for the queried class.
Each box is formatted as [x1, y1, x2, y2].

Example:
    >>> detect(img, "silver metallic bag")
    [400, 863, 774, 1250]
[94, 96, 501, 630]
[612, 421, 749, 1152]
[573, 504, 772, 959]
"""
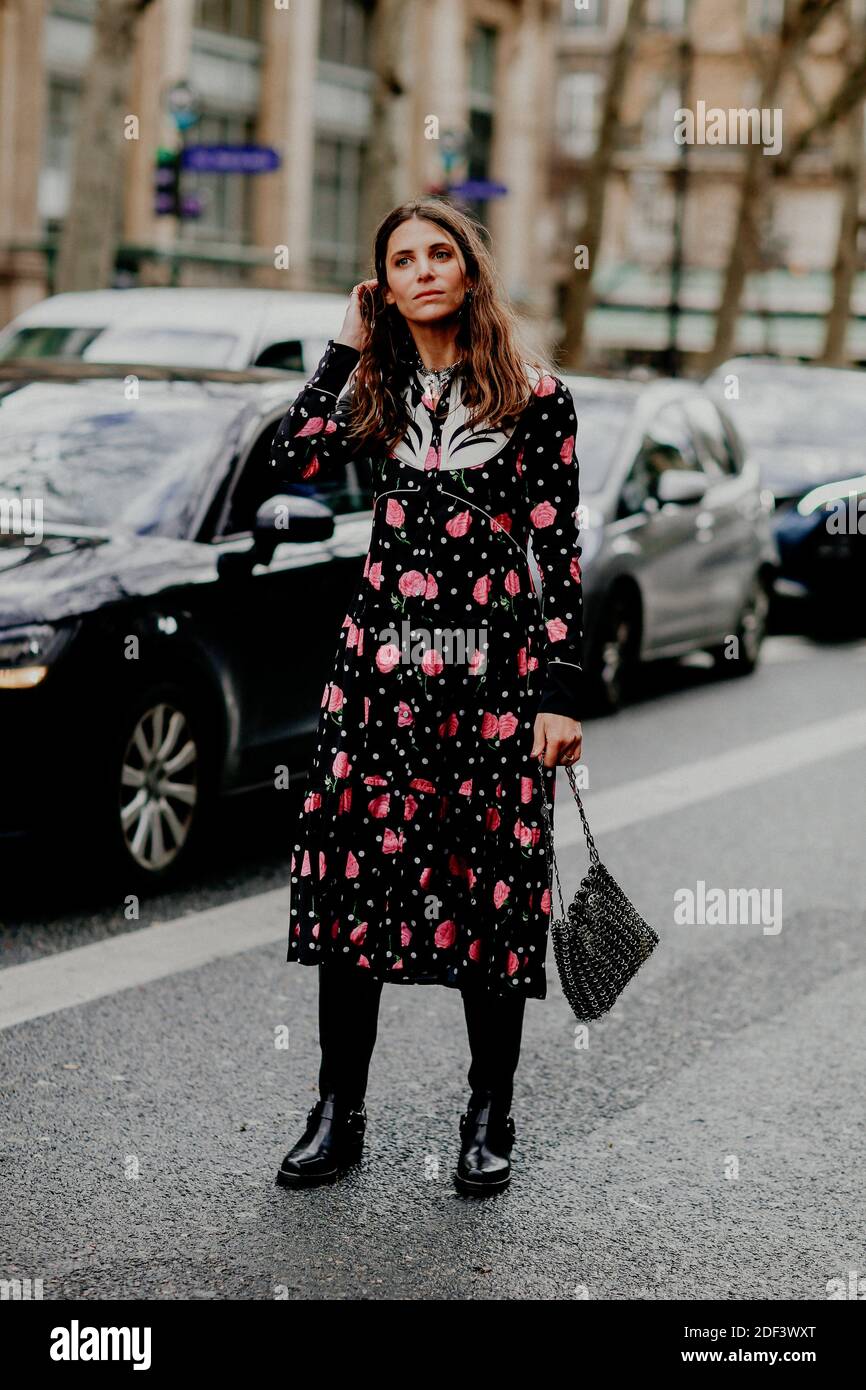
[536, 756, 659, 1021]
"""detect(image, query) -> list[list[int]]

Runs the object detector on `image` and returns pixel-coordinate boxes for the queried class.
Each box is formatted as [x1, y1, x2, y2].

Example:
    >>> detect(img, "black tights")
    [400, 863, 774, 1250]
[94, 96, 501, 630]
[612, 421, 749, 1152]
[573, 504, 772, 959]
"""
[316, 959, 527, 1111]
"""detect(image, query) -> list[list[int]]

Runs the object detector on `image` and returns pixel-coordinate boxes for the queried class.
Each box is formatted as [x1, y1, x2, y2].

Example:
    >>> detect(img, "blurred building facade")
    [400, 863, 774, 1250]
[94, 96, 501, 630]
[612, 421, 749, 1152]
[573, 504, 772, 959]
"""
[554, 0, 866, 363]
[0, 0, 563, 344]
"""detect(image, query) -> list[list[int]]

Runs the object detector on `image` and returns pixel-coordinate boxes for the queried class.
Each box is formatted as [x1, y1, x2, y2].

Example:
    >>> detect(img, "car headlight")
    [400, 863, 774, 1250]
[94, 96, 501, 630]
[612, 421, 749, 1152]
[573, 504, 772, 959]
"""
[0, 622, 79, 689]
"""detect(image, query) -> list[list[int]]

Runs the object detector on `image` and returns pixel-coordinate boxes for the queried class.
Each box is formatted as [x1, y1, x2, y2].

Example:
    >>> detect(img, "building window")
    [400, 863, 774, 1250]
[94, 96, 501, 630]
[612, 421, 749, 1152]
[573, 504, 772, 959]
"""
[40, 78, 81, 223]
[556, 71, 602, 158]
[319, 0, 372, 67]
[645, 0, 686, 29]
[644, 82, 682, 157]
[746, 0, 785, 33]
[561, 0, 608, 26]
[312, 135, 366, 285]
[462, 23, 498, 226]
[180, 111, 256, 244]
[193, 0, 261, 40]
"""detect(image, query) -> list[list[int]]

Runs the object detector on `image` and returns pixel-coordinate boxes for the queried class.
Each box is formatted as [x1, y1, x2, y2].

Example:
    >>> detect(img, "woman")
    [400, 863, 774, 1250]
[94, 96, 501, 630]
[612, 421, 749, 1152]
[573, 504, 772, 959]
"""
[273, 199, 584, 1194]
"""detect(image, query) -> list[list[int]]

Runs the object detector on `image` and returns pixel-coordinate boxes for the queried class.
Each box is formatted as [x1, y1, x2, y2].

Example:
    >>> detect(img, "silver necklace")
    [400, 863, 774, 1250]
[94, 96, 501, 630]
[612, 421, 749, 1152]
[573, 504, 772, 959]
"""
[412, 349, 458, 402]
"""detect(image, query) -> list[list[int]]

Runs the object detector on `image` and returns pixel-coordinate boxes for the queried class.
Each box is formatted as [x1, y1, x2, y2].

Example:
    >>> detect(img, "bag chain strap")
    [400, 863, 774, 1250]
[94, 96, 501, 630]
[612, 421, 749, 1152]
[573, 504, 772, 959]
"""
[536, 754, 600, 919]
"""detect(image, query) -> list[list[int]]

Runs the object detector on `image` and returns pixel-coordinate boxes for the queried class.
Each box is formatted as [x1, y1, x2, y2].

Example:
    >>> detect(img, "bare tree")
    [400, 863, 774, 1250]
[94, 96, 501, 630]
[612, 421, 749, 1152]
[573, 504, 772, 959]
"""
[53, 0, 155, 293]
[706, 0, 843, 371]
[819, 102, 865, 363]
[357, 0, 418, 266]
[560, 0, 648, 368]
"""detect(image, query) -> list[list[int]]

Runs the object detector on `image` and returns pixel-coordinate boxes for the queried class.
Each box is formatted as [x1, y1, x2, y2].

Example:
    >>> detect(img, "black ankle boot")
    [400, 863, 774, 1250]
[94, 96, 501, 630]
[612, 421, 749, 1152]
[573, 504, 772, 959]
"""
[454, 1091, 516, 1194]
[276, 1093, 366, 1187]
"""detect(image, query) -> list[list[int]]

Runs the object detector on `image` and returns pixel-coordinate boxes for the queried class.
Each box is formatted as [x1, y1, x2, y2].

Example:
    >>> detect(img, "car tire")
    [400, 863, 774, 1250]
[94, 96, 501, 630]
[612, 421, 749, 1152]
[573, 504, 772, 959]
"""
[89, 681, 218, 893]
[712, 574, 770, 678]
[586, 587, 641, 715]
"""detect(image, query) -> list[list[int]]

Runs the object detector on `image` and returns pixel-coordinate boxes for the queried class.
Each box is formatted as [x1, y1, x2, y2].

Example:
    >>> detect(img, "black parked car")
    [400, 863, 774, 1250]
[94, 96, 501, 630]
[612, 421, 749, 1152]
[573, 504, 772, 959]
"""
[0, 361, 375, 887]
[706, 357, 866, 621]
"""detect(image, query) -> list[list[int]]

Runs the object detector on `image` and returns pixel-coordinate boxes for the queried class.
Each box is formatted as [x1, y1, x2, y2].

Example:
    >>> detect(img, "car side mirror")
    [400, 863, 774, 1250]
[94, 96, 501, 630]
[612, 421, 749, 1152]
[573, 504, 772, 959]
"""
[655, 470, 708, 506]
[252, 492, 335, 565]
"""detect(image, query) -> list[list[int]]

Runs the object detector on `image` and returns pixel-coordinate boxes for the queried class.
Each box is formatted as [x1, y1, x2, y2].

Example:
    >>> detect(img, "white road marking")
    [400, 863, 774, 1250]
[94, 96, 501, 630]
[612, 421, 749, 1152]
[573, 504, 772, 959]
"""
[2, 707, 865, 1031]
[557, 706, 866, 847]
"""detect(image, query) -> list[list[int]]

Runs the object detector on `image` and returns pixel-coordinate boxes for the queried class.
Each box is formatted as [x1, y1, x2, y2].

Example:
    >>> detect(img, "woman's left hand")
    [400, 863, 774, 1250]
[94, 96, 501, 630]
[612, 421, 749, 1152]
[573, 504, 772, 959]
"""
[531, 713, 583, 769]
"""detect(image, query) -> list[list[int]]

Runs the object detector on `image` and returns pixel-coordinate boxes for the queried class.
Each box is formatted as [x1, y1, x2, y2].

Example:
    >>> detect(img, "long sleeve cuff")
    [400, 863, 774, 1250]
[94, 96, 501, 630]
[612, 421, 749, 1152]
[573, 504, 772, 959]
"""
[307, 339, 361, 397]
[536, 661, 585, 722]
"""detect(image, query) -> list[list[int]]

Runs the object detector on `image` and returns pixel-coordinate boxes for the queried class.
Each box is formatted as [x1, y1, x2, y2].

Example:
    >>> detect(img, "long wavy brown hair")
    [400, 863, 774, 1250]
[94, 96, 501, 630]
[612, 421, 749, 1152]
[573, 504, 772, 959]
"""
[345, 198, 555, 452]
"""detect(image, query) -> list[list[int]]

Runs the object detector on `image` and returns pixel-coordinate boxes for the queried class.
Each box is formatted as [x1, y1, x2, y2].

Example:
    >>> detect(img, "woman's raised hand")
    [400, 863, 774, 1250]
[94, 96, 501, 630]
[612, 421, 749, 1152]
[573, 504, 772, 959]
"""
[335, 278, 379, 353]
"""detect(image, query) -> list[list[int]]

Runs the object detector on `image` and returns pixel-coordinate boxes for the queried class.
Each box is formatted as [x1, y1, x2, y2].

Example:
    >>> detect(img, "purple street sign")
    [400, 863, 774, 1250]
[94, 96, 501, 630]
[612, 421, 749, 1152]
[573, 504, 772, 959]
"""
[448, 179, 508, 199]
[181, 145, 282, 174]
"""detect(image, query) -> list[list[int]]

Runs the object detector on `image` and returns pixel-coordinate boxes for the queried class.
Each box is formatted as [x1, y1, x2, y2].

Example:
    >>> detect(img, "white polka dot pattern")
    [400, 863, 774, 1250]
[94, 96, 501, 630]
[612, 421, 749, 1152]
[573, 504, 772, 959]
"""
[269, 340, 585, 999]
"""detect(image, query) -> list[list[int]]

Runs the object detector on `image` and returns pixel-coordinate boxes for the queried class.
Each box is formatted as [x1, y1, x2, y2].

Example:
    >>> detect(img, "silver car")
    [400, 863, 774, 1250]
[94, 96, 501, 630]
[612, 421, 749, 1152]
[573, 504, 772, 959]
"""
[559, 374, 778, 713]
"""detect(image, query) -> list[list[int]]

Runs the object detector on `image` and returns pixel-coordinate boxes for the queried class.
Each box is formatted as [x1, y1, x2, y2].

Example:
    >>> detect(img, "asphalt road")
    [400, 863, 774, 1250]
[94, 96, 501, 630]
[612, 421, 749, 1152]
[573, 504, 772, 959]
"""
[2, 632, 865, 1300]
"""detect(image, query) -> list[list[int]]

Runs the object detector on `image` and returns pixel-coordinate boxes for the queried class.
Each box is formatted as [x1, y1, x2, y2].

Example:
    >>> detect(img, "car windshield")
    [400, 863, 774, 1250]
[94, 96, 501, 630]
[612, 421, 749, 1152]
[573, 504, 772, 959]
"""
[565, 386, 636, 492]
[720, 368, 866, 450]
[0, 381, 244, 537]
[81, 327, 240, 368]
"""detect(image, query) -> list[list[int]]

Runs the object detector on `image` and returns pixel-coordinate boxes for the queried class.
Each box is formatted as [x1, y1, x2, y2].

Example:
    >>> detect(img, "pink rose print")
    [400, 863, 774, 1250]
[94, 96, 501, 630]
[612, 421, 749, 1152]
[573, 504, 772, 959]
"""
[481, 711, 499, 739]
[560, 435, 575, 463]
[419, 866, 433, 889]
[376, 643, 401, 673]
[540, 888, 552, 915]
[327, 685, 344, 712]
[445, 510, 471, 538]
[421, 648, 444, 677]
[514, 818, 532, 848]
[345, 850, 360, 878]
[398, 569, 427, 598]
[382, 827, 405, 853]
[350, 922, 368, 944]
[514, 448, 524, 478]
[473, 574, 492, 605]
[424, 444, 440, 471]
[391, 958, 404, 970]
[533, 375, 556, 396]
[385, 497, 405, 527]
[425, 573, 439, 599]
[368, 561, 383, 589]
[546, 616, 569, 643]
[434, 919, 457, 948]
[493, 880, 511, 909]
[570, 556, 581, 582]
[469, 645, 487, 675]
[468, 938, 484, 961]
[403, 794, 418, 820]
[504, 569, 521, 596]
[301, 457, 320, 480]
[438, 712, 459, 738]
[401, 923, 412, 946]
[364, 773, 388, 786]
[397, 701, 414, 727]
[338, 787, 351, 813]
[358, 955, 371, 969]
[319, 851, 327, 877]
[485, 806, 501, 831]
[498, 712, 518, 739]
[410, 777, 436, 793]
[304, 791, 322, 813]
[530, 499, 557, 529]
[520, 776, 534, 803]
[458, 778, 473, 796]
[332, 751, 351, 777]
[295, 417, 324, 436]
[369, 793, 390, 818]
[506, 950, 520, 975]
[491, 513, 513, 534]
[311, 921, 320, 939]
[301, 849, 311, 876]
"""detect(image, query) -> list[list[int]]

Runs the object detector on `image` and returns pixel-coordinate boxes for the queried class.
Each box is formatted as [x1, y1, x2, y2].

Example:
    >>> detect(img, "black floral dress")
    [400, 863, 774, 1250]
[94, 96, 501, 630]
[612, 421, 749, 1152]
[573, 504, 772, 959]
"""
[268, 340, 584, 1000]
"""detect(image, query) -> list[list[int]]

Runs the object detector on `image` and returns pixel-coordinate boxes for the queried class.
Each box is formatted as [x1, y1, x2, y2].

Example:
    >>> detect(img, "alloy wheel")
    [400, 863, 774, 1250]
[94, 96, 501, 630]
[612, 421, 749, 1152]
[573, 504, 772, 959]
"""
[118, 701, 199, 872]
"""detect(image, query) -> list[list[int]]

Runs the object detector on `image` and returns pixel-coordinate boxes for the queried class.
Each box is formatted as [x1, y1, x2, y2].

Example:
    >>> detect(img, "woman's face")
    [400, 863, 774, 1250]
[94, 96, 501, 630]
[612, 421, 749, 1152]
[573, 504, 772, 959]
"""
[382, 217, 470, 328]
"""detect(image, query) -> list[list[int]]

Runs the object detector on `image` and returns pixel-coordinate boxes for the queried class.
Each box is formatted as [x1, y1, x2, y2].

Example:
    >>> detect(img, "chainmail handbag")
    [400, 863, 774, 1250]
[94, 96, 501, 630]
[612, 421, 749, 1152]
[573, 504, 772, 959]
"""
[536, 756, 659, 1021]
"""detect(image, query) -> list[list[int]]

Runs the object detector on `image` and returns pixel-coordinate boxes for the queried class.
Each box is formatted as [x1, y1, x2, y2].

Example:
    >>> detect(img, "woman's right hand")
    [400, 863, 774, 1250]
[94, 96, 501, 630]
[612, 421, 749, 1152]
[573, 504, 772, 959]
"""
[335, 278, 379, 352]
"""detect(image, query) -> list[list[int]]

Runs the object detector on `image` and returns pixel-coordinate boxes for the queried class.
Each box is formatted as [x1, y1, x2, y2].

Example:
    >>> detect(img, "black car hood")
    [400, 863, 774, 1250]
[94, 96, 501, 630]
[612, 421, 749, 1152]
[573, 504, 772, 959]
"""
[0, 525, 218, 627]
[753, 445, 864, 499]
